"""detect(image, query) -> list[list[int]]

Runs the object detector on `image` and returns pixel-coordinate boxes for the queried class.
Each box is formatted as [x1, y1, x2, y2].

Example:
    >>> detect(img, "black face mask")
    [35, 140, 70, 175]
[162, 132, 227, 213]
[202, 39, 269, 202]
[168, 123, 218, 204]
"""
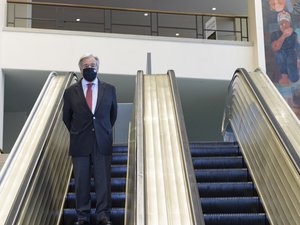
[83, 68, 97, 81]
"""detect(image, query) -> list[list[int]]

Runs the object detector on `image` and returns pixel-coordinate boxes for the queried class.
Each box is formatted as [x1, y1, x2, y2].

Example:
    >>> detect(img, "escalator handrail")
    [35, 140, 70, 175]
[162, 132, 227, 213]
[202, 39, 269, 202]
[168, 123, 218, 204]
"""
[124, 70, 145, 225]
[222, 68, 300, 225]
[0, 72, 77, 225]
[0, 71, 56, 184]
[135, 70, 145, 225]
[168, 70, 205, 225]
[223, 68, 300, 173]
[252, 68, 299, 172]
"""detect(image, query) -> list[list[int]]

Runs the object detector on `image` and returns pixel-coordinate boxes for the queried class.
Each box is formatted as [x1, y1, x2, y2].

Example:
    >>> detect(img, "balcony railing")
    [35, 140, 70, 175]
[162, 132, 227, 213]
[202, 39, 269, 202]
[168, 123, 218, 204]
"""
[7, 0, 249, 41]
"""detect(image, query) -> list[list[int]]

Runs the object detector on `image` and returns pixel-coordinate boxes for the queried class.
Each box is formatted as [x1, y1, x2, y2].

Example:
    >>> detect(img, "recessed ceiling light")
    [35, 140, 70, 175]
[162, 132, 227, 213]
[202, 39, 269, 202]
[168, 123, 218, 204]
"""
[175, 33, 180, 36]
[212, 7, 217, 11]
[76, 18, 80, 22]
[144, 13, 149, 16]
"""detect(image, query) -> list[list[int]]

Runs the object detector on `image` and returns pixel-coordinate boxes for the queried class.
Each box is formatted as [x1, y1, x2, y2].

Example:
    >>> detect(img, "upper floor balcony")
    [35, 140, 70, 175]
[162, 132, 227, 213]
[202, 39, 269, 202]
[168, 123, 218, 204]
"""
[6, 0, 248, 42]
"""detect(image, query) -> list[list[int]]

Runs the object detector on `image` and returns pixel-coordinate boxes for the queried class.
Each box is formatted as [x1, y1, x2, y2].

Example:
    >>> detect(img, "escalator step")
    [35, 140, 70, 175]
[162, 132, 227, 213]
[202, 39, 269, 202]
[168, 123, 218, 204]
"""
[191, 142, 270, 225]
[195, 168, 250, 182]
[190, 142, 238, 148]
[201, 197, 263, 214]
[62, 146, 127, 225]
[198, 182, 257, 197]
[112, 146, 128, 153]
[204, 213, 269, 225]
[193, 156, 245, 169]
[191, 147, 241, 157]
[112, 154, 127, 164]
[111, 165, 127, 177]
[65, 192, 125, 208]
[68, 178, 126, 193]
[72, 165, 127, 179]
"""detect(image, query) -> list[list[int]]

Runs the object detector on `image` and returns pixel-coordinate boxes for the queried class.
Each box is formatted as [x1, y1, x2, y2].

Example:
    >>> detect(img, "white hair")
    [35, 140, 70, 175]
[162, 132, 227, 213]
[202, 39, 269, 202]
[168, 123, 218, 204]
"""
[78, 53, 100, 69]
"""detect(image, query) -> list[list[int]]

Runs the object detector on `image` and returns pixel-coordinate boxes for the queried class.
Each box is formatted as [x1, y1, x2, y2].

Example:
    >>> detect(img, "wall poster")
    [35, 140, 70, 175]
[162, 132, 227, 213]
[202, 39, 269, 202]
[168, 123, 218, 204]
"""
[262, 0, 300, 119]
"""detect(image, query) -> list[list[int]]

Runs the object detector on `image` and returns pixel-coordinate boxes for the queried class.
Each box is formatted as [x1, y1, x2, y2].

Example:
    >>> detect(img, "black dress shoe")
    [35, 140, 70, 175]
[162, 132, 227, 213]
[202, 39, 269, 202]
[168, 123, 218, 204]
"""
[74, 221, 90, 225]
[97, 218, 112, 225]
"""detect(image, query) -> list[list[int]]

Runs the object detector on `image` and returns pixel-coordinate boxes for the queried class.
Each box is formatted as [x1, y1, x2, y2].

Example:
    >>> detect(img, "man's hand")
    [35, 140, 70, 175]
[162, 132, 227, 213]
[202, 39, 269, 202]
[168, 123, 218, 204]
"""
[282, 27, 293, 38]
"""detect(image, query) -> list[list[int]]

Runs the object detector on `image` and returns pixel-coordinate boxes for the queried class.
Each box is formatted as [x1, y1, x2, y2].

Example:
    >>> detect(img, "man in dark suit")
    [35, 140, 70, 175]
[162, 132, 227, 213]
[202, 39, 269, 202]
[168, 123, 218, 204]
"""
[63, 54, 117, 225]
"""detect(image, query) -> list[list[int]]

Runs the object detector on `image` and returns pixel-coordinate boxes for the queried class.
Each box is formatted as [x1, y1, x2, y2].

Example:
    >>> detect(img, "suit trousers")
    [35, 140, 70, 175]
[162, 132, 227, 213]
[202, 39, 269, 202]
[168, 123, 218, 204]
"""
[72, 149, 112, 223]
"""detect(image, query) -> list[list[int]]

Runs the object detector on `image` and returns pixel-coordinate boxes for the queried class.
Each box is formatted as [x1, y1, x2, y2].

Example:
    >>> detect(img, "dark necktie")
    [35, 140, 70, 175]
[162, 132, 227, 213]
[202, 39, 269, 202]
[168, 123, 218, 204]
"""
[86, 83, 93, 111]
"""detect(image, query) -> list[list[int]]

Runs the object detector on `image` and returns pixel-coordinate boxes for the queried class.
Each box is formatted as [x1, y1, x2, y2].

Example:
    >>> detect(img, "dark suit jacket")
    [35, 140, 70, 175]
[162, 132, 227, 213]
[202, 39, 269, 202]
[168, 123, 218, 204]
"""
[63, 78, 117, 156]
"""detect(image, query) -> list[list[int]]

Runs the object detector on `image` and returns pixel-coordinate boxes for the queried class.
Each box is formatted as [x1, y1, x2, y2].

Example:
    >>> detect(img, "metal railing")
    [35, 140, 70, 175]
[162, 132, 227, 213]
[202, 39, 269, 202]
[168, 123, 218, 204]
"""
[7, 0, 248, 41]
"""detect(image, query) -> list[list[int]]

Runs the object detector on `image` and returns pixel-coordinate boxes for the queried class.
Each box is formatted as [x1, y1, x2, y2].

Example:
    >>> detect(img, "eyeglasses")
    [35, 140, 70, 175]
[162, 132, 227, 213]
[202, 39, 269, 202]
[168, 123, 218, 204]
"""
[82, 63, 97, 69]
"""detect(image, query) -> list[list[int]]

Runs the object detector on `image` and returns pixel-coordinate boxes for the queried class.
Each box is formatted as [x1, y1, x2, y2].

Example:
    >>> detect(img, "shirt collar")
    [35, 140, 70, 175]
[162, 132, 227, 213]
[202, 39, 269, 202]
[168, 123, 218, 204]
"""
[82, 78, 98, 86]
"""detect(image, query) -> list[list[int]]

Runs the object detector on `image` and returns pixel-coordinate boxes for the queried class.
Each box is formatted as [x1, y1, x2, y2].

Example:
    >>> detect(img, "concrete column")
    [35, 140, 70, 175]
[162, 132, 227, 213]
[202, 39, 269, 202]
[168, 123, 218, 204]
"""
[248, 0, 266, 72]
[0, 1, 5, 150]
[0, 72, 3, 151]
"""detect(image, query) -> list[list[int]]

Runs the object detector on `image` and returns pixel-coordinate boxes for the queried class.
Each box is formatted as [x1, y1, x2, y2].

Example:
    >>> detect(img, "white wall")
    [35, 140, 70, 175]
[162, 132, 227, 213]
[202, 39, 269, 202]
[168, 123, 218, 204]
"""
[1, 28, 254, 80]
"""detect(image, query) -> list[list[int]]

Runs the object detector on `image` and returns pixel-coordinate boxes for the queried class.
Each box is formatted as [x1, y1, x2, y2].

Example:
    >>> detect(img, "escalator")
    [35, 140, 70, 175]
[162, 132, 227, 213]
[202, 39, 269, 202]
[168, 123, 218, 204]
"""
[221, 68, 300, 225]
[62, 140, 268, 225]
[61, 145, 127, 225]
[0, 72, 76, 225]
[125, 71, 204, 225]
[0, 68, 299, 225]
[191, 142, 269, 225]
[0, 72, 129, 225]
[125, 69, 300, 225]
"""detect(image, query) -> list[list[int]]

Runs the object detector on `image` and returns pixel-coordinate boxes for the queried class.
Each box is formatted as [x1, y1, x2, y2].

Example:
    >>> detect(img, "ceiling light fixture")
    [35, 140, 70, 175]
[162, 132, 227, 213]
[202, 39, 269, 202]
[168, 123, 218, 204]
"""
[76, 18, 80, 22]
[175, 33, 180, 36]
[144, 13, 149, 16]
[212, 7, 216, 11]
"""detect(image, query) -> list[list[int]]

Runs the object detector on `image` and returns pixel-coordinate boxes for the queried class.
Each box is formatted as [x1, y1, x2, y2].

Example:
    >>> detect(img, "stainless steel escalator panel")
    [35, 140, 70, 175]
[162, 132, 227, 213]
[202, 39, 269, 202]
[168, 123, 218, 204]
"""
[125, 71, 203, 225]
[222, 68, 300, 225]
[0, 72, 76, 225]
[144, 75, 193, 225]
